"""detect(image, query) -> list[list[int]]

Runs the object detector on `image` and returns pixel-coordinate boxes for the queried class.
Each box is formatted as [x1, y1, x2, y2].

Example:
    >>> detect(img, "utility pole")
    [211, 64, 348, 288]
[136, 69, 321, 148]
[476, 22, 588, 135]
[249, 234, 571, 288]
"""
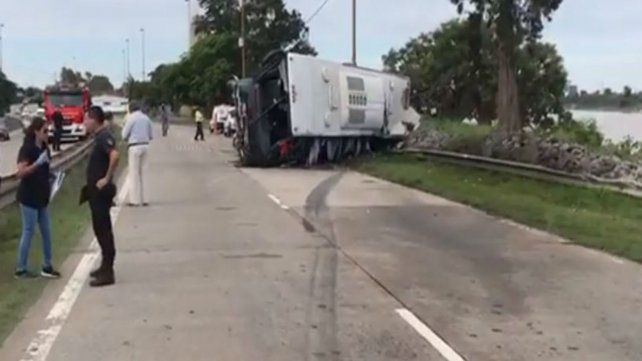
[0, 24, 5, 73]
[140, 28, 146, 81]
[186, 0, 194, 48]
[240, 0, 246, 78]
[125, 38, 131, 78]
[352, 0, 357, 65]
[122, 49, 127, 84]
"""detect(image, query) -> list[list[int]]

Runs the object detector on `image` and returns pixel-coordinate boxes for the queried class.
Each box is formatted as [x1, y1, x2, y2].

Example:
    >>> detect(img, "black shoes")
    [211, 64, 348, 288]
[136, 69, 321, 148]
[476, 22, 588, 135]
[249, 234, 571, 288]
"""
[14, 270, 38, 279]
[41, 267, 61, 279]
[90, 266, 106, 278]
[90, 268, 115, 287]
[14, 268, 60, 279]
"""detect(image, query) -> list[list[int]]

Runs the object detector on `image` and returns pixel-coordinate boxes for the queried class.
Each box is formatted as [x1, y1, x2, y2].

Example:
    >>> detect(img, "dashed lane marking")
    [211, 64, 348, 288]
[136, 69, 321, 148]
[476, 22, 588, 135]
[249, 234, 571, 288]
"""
[268, 194, 290, 210]
[396, 308, 466, 361]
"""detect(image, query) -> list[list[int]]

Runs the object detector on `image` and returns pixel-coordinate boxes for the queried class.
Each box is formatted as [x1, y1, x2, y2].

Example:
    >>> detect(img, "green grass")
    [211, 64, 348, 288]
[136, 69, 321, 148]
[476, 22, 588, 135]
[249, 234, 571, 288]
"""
[420, 118, 494, 155]
[356, 153, 642, 262]
[0, 125, 127, 346]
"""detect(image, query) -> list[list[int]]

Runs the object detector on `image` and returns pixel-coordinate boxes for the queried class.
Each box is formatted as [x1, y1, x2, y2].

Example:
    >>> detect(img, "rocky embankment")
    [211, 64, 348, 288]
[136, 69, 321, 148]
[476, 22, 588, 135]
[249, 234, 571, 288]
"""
[405, 129, 642, 189]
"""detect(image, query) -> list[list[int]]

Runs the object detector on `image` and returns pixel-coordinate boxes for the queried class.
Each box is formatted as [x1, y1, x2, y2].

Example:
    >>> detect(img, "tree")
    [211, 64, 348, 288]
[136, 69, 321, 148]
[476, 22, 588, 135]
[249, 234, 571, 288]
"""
[60, 67, 85, 86]
[604, 88, 613, 96]
[195, 0, 315, 75]
[87, 75, 114, 94]
[383, 19, 567, 127]
[449, 0, 564, 132]
[139, 33, 238, 111]
[517, 41, 567, 127]
[384, 20, 497, 123]
[0, 71, 18, 116]
[624, 85, 632, 97]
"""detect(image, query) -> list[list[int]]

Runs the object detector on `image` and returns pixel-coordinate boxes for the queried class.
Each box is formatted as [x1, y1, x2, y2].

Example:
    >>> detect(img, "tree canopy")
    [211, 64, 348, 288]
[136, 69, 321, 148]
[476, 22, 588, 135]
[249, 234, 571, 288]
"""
[58, 67, 114, 94]
[448, 0, 564, 131]
[384, 19, 567, 127]
[87, 75, 114, 94]
[195, 0, 315, 73]
[0, 71, 18, 116]
[60, 67, 84, 87]
[133, 0, 315, 112]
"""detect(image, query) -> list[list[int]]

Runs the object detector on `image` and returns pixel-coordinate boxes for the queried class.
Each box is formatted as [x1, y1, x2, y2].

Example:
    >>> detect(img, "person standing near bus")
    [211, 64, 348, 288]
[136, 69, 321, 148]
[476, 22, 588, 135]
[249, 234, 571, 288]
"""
[14, 117, 61, 279]
[122, 102, 153, 207]
[161, 103, 171, 137]
[194, 108, 205, 141]
[84, 106, 119, 287]
[52, 111, 64, 152]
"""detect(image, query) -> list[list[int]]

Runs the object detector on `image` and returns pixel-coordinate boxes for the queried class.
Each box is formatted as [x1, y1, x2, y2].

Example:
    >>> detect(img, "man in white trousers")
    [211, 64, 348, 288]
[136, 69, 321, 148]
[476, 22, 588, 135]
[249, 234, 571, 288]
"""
[122, 102, 153, 207]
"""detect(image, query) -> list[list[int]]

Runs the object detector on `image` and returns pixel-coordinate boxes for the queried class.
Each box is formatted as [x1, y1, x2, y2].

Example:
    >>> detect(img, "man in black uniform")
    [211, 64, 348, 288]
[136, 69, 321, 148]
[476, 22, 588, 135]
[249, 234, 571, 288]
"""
[52, 111, 64, 152]
[83, 106, 120, 287]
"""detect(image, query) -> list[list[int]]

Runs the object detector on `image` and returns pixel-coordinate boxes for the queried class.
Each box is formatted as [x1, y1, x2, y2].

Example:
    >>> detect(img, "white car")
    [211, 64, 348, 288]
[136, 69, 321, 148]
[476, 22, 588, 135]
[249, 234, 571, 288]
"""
[210, 104, 235, 134]
[223, 110, 238, 137]
[0, 117, 10, 142]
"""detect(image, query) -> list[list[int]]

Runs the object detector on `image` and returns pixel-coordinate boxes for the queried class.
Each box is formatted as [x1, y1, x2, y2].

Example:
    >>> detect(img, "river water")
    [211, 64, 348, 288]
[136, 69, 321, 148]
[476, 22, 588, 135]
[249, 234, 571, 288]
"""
[572, 110, 642, 143]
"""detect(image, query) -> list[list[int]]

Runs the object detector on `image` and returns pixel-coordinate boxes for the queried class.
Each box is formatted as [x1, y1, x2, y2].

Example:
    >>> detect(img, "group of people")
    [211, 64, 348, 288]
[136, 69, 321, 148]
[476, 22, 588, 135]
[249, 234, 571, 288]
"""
[14, 102, 154, 287]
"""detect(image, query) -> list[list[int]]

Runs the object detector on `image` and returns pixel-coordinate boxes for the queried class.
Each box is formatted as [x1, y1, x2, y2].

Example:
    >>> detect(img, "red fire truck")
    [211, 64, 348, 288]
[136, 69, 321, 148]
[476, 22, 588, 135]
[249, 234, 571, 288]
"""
[44, 86, 92, 141]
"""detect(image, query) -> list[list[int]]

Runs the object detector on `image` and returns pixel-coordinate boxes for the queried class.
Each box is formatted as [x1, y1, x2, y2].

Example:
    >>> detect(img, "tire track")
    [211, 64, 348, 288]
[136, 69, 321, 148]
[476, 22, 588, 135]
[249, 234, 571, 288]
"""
[302, 172, 344, 361]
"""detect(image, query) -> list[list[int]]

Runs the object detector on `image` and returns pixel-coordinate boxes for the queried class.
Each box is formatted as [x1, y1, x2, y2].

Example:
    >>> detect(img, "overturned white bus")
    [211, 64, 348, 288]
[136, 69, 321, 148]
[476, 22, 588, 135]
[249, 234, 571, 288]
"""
[231, 51, 420, 166]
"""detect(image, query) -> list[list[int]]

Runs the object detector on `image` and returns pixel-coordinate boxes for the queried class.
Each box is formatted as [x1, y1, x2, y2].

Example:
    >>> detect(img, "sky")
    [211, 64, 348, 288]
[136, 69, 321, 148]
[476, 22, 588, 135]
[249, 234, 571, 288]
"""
[0, 0, 641, 92]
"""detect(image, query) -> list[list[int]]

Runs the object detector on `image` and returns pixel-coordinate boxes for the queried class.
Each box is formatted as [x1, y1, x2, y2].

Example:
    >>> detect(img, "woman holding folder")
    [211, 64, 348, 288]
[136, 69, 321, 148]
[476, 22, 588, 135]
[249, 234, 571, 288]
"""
[14, 117, 61, 279]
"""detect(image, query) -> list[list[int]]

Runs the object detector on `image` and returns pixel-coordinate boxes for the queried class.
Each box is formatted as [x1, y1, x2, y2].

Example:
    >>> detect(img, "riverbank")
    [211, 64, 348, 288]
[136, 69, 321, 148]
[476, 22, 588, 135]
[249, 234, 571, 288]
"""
[408, 118, 642, 188]
[355, 153, 642, 263]
[571, 110, 642, 143]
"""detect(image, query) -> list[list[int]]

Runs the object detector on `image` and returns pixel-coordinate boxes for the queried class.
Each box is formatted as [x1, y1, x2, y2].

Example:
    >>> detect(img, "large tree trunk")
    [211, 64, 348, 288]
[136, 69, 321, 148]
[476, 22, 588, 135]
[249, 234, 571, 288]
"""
[496, 45, 521, 132]
[496, 0, 522, 133]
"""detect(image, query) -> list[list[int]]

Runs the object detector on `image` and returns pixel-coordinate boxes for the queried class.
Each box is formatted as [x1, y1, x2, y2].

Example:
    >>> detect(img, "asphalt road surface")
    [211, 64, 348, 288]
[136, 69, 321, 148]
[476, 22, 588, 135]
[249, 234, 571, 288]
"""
[1, 124, 641, 361]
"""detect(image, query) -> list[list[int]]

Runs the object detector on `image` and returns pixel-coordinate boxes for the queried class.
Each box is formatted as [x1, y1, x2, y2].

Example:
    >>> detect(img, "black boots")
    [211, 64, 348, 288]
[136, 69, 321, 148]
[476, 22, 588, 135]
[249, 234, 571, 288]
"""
[90, 265, 105, 278]
[90, 267, 115, 287]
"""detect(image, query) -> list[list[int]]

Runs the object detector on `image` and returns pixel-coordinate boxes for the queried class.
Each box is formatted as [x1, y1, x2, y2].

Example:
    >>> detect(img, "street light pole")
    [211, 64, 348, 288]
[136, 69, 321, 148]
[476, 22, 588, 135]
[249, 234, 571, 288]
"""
[186, 0, 193, 48]
[240, 0, 246, 78]
[140, 28, 146, 81]
[0, 24, 5, 73]
[352, 0, 357, 65]
[125, 38, 131, 78]
[122, 49, 127, 84]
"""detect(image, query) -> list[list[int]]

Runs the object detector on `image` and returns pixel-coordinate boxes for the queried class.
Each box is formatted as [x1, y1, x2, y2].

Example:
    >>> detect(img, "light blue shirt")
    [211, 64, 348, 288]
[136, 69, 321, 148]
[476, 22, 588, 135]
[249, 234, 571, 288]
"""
[122, 111, 153, 144]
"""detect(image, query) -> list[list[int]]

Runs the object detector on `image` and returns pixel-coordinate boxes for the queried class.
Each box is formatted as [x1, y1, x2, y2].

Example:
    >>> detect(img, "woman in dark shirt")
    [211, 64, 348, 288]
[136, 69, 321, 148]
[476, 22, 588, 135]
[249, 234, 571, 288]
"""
[14, 118, 61, 279]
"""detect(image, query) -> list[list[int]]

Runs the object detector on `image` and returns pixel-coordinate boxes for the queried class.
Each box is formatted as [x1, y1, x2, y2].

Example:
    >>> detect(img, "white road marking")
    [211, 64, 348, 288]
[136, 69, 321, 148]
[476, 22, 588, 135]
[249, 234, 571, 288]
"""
[20, 177, 130, 361]
[268, 193, 290, 210]
[396, 308, 465, 361]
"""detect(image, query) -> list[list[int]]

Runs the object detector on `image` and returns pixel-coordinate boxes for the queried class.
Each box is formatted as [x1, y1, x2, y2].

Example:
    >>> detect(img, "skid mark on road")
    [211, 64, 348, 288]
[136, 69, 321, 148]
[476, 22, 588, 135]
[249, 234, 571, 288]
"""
[302, 173, 344, 361]
[19, 177, 130, 361]
[289, 172, 468, 361]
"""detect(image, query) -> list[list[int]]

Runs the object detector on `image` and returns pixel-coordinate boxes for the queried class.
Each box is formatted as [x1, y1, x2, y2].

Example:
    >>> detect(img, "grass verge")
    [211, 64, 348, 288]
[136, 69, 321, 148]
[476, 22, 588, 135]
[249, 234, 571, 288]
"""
[355, 153, 642, 262]
[0, 124, 127, 346]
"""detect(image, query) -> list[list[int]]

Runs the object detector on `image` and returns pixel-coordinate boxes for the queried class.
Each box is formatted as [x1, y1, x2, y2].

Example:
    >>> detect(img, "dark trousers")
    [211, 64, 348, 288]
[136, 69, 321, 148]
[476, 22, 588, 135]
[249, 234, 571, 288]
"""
[89, 195, 115, 270]
[194, 122, 204, 141]
[162, 121, 169, 137]
[53, 130, 62, 151]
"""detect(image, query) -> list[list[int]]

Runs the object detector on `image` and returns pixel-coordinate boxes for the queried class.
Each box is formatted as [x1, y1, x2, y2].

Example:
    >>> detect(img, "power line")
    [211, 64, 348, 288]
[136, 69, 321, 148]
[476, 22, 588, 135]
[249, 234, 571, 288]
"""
[305, 0, 332, 24]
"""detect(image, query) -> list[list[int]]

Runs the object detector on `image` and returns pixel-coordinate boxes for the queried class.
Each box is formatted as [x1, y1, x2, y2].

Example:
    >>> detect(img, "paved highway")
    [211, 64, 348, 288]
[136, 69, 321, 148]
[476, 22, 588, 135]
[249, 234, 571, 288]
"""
[1, 124, 640, 361]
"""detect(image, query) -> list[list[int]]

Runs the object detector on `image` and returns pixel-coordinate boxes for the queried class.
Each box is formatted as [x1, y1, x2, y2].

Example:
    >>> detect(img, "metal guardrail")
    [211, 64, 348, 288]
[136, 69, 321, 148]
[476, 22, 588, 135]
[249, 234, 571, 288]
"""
[403, 148, 642, 199]
[0, 139, 95, 210]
